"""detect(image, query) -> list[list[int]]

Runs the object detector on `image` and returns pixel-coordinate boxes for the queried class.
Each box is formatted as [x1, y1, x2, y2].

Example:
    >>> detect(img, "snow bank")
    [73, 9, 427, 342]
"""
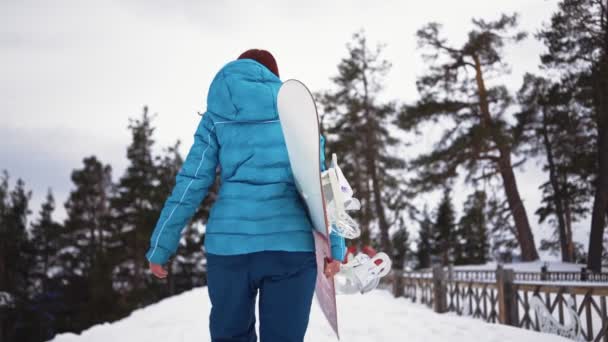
[50, 287, 567, 342]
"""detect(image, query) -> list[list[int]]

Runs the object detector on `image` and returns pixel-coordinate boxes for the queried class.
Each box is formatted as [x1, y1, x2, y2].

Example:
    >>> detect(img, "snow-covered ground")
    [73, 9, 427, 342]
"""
[50, 287, 568, 342]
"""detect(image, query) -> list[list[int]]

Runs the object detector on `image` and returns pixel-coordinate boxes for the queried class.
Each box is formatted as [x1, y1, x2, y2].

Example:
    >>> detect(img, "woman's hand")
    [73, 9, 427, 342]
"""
[324, 259, 341, 278]
[149, 262, 168, 279]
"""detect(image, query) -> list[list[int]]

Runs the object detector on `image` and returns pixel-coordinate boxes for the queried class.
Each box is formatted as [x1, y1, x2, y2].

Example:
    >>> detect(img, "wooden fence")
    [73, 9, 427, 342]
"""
[448, 267, 608, 283]
[393, 266, 608, 341]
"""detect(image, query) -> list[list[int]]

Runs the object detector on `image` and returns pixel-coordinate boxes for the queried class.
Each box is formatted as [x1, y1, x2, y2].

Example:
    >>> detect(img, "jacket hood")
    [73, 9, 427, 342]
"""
[206, 59, 282, 122]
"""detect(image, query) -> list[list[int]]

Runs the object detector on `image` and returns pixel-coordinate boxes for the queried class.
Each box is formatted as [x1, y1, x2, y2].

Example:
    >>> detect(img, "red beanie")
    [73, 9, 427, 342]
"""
[238, 49, 279, 77]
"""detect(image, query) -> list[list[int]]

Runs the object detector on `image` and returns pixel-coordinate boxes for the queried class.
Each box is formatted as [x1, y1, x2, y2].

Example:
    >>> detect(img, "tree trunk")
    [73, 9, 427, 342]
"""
[472, 55, 539, 261]
[588, 15, 608, 271]
[564, 198, 575, 260]
[588, 115, 608, 272]
[362, 123, 391, 251]
[0, 255, 5, 289]
[356, 154, 372, 247]
[43, 236, 50, 292]
[361, 64, 391, 252]
[90, 226, 97, 268]
[541, 109, 572, 262]
[588, 65, 608, 271]
[367, 148, 391, 252]
[496, 155, 539, 260]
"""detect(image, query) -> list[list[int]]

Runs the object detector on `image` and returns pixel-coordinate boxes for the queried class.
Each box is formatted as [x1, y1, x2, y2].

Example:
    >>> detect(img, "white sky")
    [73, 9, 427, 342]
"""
[3, 0, 583, 256]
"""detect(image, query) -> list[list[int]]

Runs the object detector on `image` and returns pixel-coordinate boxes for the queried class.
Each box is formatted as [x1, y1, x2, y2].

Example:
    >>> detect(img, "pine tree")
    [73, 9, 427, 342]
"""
[62, 156, 113, 279]
[0, 172, 12, 292]
[517, 74, 593, 262]
[433, 188, 456, 266]
[61, 156, 116, 331]
[538, 0, 608, 272]
[391, 221, 409, 270]
[416, 207, 434, 269]
[0, 173, 32, 296]
[28, 189, 68, 341]
[456, 191, 489, 265]
[29, 190, 62, 295]
[0, 172, 32, 342]
[399, 14, 539, 261]
[110, 107, 160, 299]
[319, 31, 408, 253]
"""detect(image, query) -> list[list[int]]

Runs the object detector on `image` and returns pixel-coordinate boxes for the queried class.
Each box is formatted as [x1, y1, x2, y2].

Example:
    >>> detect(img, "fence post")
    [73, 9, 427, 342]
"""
[433, 265, 448, 313]
[496, 265, 518, 326]
[580, 267, 588, 281]
[448, 264, 454, 282]
[540, 263, 548, 281]
[393, 269, 404, 297]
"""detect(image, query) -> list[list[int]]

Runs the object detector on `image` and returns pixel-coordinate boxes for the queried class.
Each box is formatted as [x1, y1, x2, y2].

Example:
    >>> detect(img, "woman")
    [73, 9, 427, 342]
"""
[146, 49, 345, 342]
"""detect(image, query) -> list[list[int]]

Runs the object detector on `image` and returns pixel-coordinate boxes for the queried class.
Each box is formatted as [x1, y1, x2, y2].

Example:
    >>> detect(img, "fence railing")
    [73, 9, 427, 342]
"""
[393, 266, 608, 342]
[449, 268, 608, 283]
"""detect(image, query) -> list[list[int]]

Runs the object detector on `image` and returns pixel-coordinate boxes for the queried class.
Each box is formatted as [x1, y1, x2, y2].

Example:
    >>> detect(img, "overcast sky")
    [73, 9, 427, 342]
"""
[3, 0, 581, 255]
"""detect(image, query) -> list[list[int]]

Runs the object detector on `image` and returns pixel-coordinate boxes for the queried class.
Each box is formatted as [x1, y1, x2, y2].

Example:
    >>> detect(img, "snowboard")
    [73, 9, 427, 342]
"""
[277, 79, 339, 339]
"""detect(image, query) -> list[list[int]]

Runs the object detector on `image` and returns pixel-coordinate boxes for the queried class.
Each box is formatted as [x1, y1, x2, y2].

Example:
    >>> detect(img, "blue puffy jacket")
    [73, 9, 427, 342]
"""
[146, 59, 345, 265]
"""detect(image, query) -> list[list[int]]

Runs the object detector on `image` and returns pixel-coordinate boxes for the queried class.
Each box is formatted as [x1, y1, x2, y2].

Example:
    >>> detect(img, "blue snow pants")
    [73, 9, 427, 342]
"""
[206, 251, 317, 342]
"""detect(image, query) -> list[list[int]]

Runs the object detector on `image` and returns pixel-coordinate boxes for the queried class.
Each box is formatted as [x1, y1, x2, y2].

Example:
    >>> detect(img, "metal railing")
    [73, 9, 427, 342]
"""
[392, 266, 608, 341]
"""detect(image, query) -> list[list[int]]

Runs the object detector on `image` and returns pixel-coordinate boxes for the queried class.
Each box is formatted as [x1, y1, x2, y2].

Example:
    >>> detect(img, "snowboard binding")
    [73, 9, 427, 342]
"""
[321, 153, 393, 295]
[321, 154, 361, 239]
[335, 252, 392, 295]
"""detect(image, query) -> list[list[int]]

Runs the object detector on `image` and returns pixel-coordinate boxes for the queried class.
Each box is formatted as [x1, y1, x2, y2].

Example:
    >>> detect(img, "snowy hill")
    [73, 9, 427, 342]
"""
[50, 287, 568, 342]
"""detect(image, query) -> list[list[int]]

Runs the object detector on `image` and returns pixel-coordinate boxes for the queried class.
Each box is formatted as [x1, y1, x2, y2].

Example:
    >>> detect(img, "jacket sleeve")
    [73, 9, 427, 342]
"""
[146, 113, 219, 264]
[320, 134, 347, 262]
[330, 230, 347, 261]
